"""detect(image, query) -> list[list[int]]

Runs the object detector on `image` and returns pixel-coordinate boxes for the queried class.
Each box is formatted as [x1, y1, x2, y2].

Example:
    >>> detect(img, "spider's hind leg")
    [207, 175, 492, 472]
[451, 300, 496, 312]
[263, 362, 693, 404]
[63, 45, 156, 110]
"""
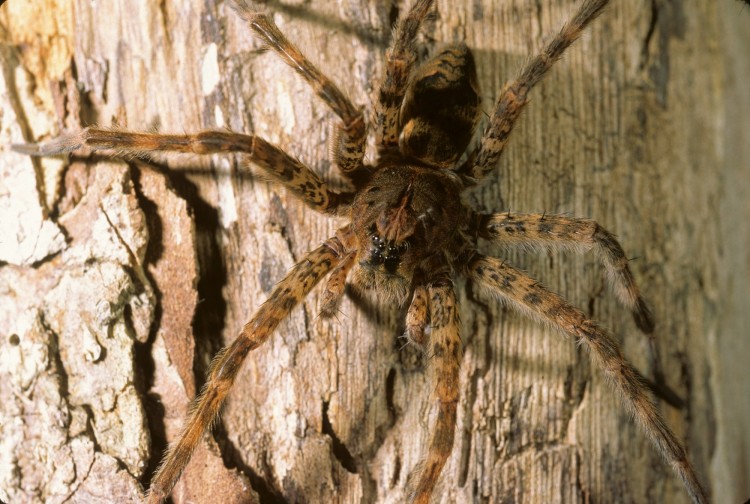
[460, 0, 611, 181]
[233, 1, 367, 177]
[374, 0, 435, 151]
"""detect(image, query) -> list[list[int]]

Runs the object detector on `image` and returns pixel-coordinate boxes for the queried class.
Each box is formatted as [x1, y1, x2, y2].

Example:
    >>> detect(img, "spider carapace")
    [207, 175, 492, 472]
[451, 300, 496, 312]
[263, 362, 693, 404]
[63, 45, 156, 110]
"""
[14, 0, 709, 503]
[351, 163, 468, 289]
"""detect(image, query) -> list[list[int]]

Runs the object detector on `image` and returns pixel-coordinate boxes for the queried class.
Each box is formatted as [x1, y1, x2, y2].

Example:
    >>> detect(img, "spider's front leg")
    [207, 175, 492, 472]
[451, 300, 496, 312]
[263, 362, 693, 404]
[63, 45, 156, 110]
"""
[405, 285, 430, 347]
[14, 129, 344, 213]
[146, 231, 350, 503]
[407, 272, 462, 504]
[466, 254, 709, 504]
[319, 250, 357, 317]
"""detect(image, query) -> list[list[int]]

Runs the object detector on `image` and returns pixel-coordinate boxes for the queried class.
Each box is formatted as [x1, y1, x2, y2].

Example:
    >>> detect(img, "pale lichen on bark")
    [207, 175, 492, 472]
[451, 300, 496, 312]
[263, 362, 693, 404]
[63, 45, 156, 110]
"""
[0, 162, 154, 502]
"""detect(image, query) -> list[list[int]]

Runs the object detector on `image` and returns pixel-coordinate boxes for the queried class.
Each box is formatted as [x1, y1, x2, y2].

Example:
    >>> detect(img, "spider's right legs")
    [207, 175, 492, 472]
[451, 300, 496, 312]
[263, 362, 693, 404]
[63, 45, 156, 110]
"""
[478, 212, 654, 333]
[476, 212, 691, 406]
[374, 0, 435, 150]
[460, 0, 610, 180]
[467, 254, 709, 504]
[146, 230, 351, 504]
[233, 2, 367, 176]
[14, 129, 343, 212]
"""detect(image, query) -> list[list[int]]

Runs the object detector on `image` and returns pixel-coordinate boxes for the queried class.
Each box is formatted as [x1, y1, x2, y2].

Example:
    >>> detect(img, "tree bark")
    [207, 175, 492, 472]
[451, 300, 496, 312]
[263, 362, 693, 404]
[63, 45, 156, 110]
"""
[1, 1, 748, 503]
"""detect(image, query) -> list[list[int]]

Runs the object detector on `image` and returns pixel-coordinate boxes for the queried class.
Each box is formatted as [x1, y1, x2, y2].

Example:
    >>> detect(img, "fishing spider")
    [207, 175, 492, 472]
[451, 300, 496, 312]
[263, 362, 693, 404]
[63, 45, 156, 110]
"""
[15, 0, 708, 502]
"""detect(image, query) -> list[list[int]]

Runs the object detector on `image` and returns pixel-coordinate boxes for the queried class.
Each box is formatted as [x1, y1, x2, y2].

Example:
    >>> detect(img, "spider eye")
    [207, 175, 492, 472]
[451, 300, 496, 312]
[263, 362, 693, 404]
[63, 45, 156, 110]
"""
[371, 234, 385, 251]
[397, 241, 409, 254]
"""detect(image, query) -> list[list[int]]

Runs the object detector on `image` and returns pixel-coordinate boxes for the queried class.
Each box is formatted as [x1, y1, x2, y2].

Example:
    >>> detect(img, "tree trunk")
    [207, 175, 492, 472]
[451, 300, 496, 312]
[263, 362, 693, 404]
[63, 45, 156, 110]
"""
[1, 1, 748, 503]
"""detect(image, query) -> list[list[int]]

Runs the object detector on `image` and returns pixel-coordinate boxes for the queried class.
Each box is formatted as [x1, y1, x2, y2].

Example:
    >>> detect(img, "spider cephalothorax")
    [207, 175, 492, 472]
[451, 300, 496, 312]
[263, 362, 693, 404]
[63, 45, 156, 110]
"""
[15, 0, 709, 503]
[350, 165, 466, 297]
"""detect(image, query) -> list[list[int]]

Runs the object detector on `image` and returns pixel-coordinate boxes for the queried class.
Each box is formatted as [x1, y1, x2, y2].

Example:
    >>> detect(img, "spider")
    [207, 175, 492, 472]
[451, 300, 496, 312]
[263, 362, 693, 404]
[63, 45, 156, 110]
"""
[13, 0, 709, 502]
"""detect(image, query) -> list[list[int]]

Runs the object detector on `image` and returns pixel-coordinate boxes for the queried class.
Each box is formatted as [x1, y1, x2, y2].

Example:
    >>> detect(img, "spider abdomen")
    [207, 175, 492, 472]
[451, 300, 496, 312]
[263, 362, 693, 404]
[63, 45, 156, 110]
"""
[399, 43, 482, 168]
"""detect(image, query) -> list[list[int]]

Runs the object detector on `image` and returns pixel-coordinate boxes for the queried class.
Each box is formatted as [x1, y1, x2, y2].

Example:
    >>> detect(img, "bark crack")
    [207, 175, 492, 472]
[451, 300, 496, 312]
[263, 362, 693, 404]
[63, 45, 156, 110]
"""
[322, 400, 358, 474]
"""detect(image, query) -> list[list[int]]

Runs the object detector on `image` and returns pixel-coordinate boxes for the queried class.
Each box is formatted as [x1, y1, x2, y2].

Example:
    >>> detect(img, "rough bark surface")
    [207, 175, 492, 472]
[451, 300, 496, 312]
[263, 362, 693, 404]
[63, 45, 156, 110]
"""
[1, 1, 748, 503]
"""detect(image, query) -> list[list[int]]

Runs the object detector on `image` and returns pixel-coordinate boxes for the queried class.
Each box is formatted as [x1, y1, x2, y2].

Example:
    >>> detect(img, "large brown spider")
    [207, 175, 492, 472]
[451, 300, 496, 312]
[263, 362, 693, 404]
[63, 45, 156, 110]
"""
[13, 0, 709, 502]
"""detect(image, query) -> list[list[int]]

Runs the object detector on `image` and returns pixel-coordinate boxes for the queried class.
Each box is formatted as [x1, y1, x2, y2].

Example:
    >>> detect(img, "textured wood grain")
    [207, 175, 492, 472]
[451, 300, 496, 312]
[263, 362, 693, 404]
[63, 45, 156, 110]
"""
[1, 1, 749, 503]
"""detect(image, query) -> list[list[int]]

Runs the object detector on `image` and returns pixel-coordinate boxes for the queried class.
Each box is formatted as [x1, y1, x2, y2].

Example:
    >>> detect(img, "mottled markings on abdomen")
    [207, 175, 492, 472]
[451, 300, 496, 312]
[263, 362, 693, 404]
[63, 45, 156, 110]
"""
[399, 43, 482, 168]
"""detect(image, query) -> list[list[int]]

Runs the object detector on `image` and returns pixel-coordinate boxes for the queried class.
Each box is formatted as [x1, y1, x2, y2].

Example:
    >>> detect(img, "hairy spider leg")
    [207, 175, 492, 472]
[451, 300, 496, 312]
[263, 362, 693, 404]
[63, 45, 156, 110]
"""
[478, 212, 655, 333]
[460, 0, 611, 181]
[319, 250, 357, 317]
[233, 2, 367, 176]
[405, 284, 430, 347]
[147, 233, 349, 503]
[14, 129, 344, 212]
[374, 0, 435, 150]
[476, 211, 690, 408]
[466, 254, 709, 504]
[407, 273, 462, 504]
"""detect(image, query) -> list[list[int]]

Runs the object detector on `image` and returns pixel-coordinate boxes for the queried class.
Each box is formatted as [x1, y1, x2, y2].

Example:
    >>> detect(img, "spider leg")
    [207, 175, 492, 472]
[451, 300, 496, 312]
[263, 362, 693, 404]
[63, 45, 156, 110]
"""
[405, 284, 429, 347]
[408, 272, 461, 504]
[146, 231, 349, 504]
[232, 2, 366, 176]
[476, 212, 689, 407]
[466, 253, 709, 504]
[460, 0, 610, 181]
[319, 250, 356, 317]
[14, 128, 344, 212]
[478, 212, 654, 333]
[374, 0, 435, 151]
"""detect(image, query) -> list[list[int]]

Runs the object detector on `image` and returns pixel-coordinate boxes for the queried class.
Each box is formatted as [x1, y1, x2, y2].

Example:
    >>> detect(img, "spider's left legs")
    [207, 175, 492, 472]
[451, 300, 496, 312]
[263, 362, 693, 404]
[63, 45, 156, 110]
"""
[146, 232, 349, 503]
[466, 254, 709, 504]
[374, 0, 435, 150]
[408, 273, 462, 504]
[232, 2, 366, 176]
[460, 0, 610, 180]
[478, 212, 654, 332]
